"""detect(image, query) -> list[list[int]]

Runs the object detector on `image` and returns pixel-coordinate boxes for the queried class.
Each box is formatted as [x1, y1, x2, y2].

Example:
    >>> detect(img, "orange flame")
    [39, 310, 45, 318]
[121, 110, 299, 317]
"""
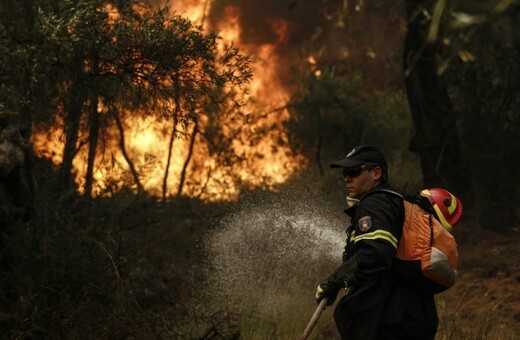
[33, 1, 304, 201]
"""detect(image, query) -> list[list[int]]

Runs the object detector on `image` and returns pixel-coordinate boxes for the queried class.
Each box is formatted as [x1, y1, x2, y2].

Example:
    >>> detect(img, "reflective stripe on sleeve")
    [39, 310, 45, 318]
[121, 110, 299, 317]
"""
[353, 229, 398, 249]
[345, 230, 356, 244]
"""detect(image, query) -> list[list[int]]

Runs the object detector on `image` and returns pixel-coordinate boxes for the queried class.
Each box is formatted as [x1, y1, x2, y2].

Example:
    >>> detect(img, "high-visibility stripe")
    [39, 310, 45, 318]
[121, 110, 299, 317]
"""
[421, 189, 430, 196]
[447, 193, 457, 214]
[353, 229, 398, 249]
[433, 204, 453, 232]
[345, 230, 356, 244]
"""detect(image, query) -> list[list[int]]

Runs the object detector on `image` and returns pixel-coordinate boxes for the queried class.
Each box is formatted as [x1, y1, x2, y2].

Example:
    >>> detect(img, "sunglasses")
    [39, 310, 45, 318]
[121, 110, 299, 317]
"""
[342, 165, 377, 178]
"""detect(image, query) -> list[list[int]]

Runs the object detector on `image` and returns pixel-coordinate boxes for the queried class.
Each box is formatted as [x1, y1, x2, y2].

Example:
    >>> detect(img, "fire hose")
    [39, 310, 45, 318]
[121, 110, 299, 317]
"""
[300, 298, 328, 340]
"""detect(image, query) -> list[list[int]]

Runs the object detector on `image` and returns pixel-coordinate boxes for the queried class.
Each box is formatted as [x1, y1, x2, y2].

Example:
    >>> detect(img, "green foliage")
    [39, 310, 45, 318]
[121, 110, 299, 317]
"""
[355, 93, 423, 192]
[285, 66, 421, 191]
[285, 66, 365, 168]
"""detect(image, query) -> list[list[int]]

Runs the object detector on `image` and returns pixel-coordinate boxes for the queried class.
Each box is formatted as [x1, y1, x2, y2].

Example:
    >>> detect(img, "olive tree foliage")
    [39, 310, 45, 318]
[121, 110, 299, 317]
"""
[1, 0, 252, 198]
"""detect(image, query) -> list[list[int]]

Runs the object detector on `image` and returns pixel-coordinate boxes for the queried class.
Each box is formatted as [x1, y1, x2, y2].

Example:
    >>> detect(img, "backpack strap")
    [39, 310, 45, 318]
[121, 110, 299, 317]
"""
[360, 188, 404, 201]
[367, 189, 432, 214]
[374, 188, 404, 200]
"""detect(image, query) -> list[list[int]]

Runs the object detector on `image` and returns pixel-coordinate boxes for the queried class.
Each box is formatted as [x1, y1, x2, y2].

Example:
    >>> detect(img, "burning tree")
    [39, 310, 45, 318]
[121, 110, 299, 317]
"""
[1, 0, 253, 199]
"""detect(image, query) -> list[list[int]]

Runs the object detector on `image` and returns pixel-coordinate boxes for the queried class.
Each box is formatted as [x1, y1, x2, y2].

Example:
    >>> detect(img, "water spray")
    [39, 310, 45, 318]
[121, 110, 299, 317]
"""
[199, 187, 347, 337]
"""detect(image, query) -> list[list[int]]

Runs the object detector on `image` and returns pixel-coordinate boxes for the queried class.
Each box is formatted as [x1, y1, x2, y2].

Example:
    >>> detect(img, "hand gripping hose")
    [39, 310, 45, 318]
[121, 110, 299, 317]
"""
[300, 298, 328, 340]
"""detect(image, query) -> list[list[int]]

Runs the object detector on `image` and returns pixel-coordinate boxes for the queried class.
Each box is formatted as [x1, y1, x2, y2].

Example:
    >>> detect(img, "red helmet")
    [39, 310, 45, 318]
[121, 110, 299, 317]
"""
[420, 188, 463, 232]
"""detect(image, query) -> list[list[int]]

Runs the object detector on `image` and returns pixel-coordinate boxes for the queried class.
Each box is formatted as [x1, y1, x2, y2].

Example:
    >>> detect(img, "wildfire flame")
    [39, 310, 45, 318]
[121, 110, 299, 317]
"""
[33, 0, 304, 201]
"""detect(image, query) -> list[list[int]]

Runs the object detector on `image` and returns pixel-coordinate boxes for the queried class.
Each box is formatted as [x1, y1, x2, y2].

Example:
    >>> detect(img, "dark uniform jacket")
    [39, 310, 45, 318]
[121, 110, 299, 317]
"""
[333, 184, 438, 340]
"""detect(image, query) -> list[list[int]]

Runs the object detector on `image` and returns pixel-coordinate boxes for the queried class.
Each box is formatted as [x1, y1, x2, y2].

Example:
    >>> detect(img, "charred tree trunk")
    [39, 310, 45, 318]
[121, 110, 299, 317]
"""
[403, 0, 469, 197]
[162, 115, 179, 201]
[114, 111, 144, 194]
[61, 84, 84, 192]
[163, 79, 181, 201]
[177, 120, 198, 197]
[84, 94, 99, 197]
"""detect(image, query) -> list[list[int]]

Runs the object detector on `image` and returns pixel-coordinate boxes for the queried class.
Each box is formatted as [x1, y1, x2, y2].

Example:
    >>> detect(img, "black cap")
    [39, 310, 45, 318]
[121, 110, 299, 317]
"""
[330, 145, 388, 168]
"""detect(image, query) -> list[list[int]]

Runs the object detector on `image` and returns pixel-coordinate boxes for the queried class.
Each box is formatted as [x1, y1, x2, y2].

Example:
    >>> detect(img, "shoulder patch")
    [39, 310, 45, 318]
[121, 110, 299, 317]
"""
[358, 216, 372, 232]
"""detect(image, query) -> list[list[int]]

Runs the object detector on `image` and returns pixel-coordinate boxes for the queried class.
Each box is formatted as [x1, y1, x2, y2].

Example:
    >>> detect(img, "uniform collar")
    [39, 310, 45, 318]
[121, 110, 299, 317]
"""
[343, 182, 391, 217]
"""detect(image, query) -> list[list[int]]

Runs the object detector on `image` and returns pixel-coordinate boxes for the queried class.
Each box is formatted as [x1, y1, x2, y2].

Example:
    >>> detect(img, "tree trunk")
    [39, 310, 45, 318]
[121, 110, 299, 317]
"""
[163, 79, 181, 201]
[61, 85, 84, 191]
[162, 115, 179, 201]
[403, 0, 469, 197]
[113, 112, 144, 194]
[177, 120, 198, 197]
[85, 95, 99, 197]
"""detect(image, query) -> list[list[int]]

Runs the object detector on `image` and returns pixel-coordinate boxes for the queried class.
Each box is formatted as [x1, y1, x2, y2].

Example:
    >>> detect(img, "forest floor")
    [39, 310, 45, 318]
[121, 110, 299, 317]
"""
[434, 226, 520, 339]
[4, 186, 519, 339]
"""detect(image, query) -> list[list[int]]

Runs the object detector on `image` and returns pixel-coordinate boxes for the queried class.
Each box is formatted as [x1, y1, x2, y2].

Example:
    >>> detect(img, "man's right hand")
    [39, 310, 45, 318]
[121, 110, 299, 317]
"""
[315, 280, 339, 306]
[315, 257, 359, 306]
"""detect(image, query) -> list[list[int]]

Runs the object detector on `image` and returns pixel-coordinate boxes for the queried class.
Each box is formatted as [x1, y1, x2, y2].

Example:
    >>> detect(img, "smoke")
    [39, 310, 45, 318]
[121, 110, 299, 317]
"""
[206, 0, 324, 88]
[169, 0, 406, 99]
[208, 0, 320, 45]
[200, 185, 346, 312]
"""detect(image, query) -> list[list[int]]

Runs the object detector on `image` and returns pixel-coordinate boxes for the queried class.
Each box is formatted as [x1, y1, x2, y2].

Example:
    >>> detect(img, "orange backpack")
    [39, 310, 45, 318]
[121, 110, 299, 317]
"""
[382, 190, 459, 294]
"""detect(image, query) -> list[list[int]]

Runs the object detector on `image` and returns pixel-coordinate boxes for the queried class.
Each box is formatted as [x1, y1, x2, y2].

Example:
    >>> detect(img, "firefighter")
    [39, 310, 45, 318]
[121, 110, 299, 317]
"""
[315, 145, 438, 340]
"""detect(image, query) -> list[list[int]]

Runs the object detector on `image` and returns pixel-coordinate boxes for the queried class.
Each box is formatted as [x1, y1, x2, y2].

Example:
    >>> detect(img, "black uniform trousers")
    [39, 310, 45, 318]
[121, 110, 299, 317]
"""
[334, 284, 437, 340]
